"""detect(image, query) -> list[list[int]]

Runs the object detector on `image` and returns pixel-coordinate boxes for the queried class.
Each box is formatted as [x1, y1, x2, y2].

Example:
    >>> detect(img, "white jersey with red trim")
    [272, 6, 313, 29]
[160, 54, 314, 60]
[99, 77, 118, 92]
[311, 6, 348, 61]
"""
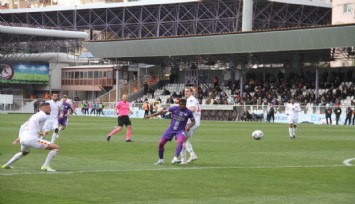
[46, 100, 62, 120]
[286, 102, 301, 119]
[20, 111, 49, 142]
[187, 95, 201, 126]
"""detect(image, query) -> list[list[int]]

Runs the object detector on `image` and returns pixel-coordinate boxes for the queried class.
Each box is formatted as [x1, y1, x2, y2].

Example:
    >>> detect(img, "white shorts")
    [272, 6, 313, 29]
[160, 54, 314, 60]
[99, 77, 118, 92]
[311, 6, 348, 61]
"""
[288, 117, 298, 125]
[20, 139, 51, 152]
[186, 125, 199, 138]
[43, 119, 59, 132]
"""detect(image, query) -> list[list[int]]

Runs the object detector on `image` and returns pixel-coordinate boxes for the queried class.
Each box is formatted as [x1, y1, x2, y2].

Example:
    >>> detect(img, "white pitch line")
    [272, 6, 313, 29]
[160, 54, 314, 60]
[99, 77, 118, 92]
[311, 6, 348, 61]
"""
[0, 164, 348, 176]
[343, 158, 355, 166]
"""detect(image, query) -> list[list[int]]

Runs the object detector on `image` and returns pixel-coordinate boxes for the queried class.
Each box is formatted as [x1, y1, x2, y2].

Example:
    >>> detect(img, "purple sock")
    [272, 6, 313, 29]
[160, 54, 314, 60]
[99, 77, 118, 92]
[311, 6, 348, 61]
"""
[175, 136, 185, 157]
[158, 138, 167, 159]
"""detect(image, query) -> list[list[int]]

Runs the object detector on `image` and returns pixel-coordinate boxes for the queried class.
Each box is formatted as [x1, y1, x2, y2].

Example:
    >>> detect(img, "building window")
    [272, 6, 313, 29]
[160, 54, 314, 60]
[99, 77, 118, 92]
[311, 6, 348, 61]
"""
[343, 3, 352, 14]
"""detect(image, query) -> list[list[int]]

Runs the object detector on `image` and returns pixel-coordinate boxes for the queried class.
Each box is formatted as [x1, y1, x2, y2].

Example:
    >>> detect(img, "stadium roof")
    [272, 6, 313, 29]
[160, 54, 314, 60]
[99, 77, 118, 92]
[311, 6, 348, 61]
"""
[0, 0, 201, 14]
[0, 53, 88, 63]
[269, 0, 331, 8]
[0, 0, 331, 14]
[0, 25, 88, 39]
[85, 24, 355, 65]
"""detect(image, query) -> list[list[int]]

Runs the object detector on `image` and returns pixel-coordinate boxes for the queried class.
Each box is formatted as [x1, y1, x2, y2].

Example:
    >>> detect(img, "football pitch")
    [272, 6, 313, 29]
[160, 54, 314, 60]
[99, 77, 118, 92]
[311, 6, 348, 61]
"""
[0, 114, 354, 204]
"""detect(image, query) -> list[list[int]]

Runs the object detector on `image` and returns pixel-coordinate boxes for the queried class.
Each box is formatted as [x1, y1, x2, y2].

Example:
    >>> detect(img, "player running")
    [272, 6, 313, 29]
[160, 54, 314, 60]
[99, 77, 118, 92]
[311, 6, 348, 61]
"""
[43, 93, 62, 144]
[58, 95, 72, 131]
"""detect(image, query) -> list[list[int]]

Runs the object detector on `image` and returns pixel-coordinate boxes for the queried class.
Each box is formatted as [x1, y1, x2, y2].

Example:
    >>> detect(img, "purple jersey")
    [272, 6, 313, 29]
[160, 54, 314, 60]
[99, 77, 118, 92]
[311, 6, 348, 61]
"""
[58, 102, 70, 127]
[60, 102, 71, 118]
[161, 106, 194, 141]
[168, 106, 194, 131]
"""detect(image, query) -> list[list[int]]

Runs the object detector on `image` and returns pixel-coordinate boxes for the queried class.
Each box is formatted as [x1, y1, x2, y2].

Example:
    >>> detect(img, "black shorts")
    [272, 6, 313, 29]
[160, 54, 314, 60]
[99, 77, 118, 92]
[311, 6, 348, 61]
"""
[118, 115, 132, 127]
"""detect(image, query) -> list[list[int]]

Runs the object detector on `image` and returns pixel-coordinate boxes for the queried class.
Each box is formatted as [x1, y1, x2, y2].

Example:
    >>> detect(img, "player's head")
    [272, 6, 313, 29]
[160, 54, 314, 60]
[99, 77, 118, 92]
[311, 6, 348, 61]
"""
[61, 95, 68, 103]
[178, 98, 187, 110]
[184, 87, 194, 98]
[121, 94, 128, 101]
[290, 97, 295, 104]
[40, 102, 51, 115]
[52, 93, 59, 102]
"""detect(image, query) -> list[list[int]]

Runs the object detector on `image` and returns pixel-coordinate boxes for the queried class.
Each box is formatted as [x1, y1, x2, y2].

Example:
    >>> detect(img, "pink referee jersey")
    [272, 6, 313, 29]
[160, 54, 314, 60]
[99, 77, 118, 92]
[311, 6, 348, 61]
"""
[116, 100, 130, 116]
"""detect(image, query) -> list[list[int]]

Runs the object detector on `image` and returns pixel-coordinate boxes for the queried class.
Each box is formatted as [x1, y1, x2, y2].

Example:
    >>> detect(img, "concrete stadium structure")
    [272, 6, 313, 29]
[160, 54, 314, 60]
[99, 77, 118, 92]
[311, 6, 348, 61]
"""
[0, 0, 354, 101]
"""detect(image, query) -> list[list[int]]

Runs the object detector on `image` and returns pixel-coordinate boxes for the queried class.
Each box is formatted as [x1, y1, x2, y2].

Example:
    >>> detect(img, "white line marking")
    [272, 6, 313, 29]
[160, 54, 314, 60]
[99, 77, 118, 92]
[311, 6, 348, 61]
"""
[343, 158, 355, 166]
[0, 164, 347, 176]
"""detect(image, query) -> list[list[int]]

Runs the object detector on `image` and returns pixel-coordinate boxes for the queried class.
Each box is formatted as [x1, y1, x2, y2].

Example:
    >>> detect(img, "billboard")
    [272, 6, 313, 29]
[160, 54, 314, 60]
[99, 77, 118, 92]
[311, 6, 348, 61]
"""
[0, 62, 49, 84]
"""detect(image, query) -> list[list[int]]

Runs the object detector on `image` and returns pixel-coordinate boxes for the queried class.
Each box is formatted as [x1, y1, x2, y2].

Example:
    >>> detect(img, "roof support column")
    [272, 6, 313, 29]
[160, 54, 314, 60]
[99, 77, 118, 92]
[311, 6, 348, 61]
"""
[315, 65, 319, 100]
[115, 65, 120, 102]
[242, 0, 253, 32]
[241, 0, 253, 102]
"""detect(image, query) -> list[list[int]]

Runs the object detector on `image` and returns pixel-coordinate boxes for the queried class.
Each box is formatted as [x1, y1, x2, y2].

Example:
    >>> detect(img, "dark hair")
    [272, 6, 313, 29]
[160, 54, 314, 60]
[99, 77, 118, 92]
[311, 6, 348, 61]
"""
[40, 102, 50, 107]
[179, 98, 187, 103]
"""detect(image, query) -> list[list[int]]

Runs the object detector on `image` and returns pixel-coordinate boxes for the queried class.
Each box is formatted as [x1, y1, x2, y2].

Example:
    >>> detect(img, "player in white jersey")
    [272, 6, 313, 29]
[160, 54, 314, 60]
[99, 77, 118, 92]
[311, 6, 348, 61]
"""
[180, 87, 201, 164]
[286, 97, 302, 140]
[43, 93, 62, 143]
[2, 103, 60, 172]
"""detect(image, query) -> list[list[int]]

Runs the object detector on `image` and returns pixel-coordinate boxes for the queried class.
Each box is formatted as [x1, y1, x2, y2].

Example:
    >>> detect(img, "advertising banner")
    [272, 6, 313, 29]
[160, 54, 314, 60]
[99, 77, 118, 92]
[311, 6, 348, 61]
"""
[0, 62, 49, 84]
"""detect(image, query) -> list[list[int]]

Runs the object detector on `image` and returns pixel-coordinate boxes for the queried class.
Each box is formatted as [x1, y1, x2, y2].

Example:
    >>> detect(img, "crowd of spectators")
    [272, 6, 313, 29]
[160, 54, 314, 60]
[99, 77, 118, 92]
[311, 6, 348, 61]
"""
[134, 70, 354, 109]
[198, 70, 354, 107]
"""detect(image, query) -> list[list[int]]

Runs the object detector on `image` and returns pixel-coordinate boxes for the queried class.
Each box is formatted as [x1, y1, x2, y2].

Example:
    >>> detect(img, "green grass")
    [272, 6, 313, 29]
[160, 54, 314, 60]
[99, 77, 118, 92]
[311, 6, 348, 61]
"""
[12, 73, 48, 81]
[0, 114, 354, 204]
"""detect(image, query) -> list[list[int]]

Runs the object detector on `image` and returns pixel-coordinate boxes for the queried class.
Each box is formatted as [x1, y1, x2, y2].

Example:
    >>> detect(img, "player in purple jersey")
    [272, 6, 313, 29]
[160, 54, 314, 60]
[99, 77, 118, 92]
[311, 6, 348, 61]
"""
[58, 95, 72, 133]
[145, 99, 196, 165]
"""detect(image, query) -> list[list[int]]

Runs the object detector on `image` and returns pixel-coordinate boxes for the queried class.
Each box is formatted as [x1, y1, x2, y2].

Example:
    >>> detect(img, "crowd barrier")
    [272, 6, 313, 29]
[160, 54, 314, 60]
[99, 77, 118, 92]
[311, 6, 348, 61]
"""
[73, 103, 355, 125]
[1, 97, 353, 125]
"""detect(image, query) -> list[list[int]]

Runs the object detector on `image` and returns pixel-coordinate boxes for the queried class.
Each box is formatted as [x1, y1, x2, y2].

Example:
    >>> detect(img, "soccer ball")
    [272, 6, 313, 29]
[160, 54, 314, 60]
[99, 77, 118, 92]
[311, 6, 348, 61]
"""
[252, 130, 264, 140]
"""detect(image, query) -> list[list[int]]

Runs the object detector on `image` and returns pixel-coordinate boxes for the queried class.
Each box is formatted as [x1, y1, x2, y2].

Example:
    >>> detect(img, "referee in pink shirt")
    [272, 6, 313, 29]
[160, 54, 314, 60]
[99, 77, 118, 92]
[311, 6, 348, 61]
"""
[106, 94, 134, 142]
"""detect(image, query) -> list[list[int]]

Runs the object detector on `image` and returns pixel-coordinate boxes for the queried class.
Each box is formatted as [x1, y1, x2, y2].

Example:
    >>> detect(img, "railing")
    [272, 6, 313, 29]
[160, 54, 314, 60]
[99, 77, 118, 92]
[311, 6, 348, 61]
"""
[96, 75, 150, 103]
[2, 97, 354, 125]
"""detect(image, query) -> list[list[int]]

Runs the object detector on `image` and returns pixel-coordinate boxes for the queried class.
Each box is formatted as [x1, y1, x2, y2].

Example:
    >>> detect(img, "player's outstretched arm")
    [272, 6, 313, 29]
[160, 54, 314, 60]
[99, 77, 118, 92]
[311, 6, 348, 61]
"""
[145, 108, 167, 119]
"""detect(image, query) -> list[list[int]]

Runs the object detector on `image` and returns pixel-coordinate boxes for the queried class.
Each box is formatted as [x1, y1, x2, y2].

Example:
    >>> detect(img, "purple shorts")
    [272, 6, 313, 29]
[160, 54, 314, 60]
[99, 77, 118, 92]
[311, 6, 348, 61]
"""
[161, 129, 186, 141]
[58, 117, 68, 127]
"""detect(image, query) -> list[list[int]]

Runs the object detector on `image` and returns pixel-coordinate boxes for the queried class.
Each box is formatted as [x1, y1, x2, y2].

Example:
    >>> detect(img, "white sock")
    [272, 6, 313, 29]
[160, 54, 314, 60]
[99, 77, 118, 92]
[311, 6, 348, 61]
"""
[180, 142, 187, 162]
[289, 128, 293, 137]
[5, 152, 24, 166]
[293, 128, 297, 136]
[43, 150, 57, 167]
[185, 140, 196, 157]
[51, 133, 58, 143]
